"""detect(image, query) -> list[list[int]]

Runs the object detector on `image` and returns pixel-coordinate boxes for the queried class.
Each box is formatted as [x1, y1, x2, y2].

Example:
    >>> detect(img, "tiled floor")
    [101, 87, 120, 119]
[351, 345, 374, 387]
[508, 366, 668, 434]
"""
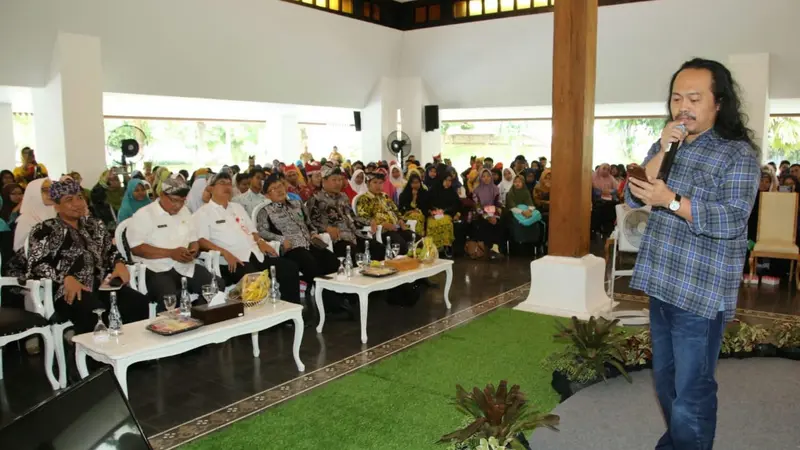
[2, 242, 799, 446]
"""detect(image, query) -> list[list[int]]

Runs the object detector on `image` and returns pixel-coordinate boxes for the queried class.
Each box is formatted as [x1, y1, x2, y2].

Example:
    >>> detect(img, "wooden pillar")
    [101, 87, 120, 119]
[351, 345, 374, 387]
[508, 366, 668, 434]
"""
[548, 0, 598, 258]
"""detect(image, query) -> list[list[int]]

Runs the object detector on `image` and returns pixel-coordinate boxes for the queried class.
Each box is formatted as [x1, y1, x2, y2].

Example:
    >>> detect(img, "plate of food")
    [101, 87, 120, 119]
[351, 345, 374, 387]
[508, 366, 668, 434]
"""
[146, 316, 203, 336]
[360, 266, 399, 278]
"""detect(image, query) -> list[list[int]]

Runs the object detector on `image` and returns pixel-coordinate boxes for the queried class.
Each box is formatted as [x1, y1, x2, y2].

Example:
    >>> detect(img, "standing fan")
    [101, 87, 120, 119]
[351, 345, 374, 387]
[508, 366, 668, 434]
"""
[386, 131, 412, 171]
[106, 124, 147, 175]
[607, 204, 652, 326]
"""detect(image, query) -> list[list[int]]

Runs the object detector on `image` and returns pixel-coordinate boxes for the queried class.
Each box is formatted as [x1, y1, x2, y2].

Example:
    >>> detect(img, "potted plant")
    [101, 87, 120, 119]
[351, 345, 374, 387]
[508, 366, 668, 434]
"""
[621, 328, 652, 371]
[773, 320, 800, 360]
[720, 322, 771, 358]
[542, 316, 630, 401]
[439, 380, 559, 450]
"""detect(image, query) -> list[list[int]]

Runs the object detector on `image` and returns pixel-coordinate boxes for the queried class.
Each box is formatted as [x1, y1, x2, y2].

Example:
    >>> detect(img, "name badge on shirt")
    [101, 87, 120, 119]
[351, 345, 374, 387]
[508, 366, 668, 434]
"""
[215, 219, 226, 224]
[157, 224, 168, 229]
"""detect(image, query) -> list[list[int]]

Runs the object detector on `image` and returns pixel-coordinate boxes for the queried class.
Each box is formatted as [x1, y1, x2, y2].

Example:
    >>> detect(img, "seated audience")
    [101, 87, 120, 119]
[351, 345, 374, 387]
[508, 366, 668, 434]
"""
[94, 169, 125, 213]
[89, 179, 118, 232]
[533, 169, 552, 213]
[471, 169, 504, 258]
[389, 164, 406, 192]
[13, 178, 56, 252]
[13, 147, 49, 188]
[355, 172, 414, 256]
[498, 168, 515, 207]
[232, 168, 266, 216]
[398, 173, 427, 237]
[234, 170, 251, 196]
[506, 174, 542, 244]
[186, 169, 211, 213]
[23, 179, 149, 334]
[193, 172, 300, 302]
[284, 164, 306, 198]
[257, 175, 339, 290]
[126, 176, 222, 309]
[344, 169, 367, 201]
[1, 183, 23, 229]
[424, 165, 438, 189]
[0, 170, 14, 187]
[301, 162, 323, 201]
[117, 179, 152, 223]
[306, 166, 384, 261]
[425, 174, 457, 252]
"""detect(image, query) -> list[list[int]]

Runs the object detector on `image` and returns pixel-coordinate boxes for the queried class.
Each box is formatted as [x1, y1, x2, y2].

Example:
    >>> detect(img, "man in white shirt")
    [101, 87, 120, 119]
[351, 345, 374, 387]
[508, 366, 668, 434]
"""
[194, 172, 301, 304]
[232, 168, 267, 216]
[126, 176, 223, 309]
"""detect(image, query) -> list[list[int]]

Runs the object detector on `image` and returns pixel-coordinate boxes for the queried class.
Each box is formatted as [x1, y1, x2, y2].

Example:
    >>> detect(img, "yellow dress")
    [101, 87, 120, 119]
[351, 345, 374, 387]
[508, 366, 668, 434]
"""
[426, 214, 455, 249]
[401, 201, 426, 237]
[355, 192, 401, 227]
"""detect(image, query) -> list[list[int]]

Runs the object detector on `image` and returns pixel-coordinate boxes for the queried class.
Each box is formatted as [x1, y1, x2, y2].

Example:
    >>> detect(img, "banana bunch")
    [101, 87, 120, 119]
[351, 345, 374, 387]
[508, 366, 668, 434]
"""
[242, 271, 271, 304]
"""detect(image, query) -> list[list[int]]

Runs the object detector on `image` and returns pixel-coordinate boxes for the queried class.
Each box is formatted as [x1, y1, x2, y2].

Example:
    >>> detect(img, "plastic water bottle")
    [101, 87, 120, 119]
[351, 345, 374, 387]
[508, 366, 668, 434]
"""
[364, 240, 371, 265]
[108, 292, 123, 336]
[344, 245, 353, 278]
[385, 235, 393, 260]
[179, 277, 191, 317]
[269, 265, 281, 304]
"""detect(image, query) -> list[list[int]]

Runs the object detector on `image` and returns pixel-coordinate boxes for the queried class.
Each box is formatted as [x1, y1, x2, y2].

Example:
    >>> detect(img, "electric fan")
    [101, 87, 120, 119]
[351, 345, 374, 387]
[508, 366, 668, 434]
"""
[106, 124, 147, 175]
[608, 203, 652, 325]
[386, 130, 412, 171]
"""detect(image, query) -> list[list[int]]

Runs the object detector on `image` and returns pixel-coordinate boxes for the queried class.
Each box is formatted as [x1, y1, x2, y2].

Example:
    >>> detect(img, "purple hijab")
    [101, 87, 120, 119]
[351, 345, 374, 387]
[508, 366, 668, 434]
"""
[473, 169, 500, 207]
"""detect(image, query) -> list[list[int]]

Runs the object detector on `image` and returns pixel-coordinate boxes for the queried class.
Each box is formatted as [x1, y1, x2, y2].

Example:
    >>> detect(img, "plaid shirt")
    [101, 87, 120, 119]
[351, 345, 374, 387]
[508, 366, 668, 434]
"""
[625, 130, 760, 321]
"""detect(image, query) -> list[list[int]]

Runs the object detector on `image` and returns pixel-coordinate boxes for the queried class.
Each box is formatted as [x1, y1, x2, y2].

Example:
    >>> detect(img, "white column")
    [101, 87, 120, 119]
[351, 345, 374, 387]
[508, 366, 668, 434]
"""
[265, 114, 300, 165]
[0, 104, 15, 171]
[361, 77, 441, 166]
[728, 53, 770, 158]
[33, 33, 105, 182]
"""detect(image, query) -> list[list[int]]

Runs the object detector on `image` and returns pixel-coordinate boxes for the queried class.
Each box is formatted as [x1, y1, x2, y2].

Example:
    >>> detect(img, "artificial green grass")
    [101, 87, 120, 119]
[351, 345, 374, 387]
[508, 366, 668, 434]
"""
[184, 309, 567, 450]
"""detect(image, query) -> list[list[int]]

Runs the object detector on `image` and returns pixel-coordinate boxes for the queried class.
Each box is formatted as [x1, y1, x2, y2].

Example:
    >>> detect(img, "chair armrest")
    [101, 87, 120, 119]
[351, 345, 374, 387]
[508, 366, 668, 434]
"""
[137, 264, 148, 295]
[319, 233, 334, 252]
[198, 251, 222, 277]
[25, 279, 49, 319]
[361, 225, 383, 243]
[406, 220, 418, 233]
[269, 241, 280, 254]
[127, 264, 139, 291]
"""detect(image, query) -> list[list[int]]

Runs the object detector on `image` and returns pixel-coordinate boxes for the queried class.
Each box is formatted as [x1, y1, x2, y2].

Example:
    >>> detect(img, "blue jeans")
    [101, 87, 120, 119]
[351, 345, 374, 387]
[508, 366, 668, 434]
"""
[649, 297, 725, 450]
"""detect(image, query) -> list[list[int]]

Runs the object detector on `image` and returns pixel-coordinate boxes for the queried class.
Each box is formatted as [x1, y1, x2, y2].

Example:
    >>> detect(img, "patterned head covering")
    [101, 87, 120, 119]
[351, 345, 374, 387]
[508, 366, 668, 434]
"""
[321, 164, 342, 179]
[49, 178, 82, 202]
[161, 175, 191, 196]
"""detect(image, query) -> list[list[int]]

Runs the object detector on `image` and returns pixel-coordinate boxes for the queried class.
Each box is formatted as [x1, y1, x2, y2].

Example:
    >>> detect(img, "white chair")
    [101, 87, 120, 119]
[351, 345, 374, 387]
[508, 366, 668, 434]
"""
[0, 255, 59, 391]
[251, 200, 271, 224]
[114, 219, 145, 295]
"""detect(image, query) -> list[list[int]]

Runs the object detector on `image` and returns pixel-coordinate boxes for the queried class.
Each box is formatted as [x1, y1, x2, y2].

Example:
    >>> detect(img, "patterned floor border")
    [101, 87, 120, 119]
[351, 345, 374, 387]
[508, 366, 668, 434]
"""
[614, 293, 800, 322]
[147, 283, 532, 450]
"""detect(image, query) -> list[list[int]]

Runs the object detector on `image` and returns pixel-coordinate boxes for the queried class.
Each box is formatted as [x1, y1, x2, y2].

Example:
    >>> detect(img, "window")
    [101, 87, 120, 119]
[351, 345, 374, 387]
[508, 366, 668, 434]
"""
[484, 0, 498, 14]
[342, 0, 353, 14]
[329, 0, 339, 11]
[363, 1, 371, 17]
[468, 0, 483, 16]
[533, 0, 550, 6]
[429, 4, 441, 20]
[500, 0, 514, 11]
[453, 1, 467, 18]
[517, 0, 531, 10]
[415, 6, 427, 23]
[372, 4, 380, 20]
[315, 0, 326, 6]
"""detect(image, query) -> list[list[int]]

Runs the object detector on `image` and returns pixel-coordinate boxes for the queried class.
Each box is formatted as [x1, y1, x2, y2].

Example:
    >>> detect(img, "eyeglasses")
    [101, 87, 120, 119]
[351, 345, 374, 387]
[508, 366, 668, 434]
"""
[166, 195, 186, 204]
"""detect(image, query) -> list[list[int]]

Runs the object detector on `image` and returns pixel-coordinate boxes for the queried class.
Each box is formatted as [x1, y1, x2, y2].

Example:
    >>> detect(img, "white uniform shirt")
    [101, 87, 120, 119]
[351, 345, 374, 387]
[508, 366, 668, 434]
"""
[126, 201, 198, 277]
[193, 200, 264, 263]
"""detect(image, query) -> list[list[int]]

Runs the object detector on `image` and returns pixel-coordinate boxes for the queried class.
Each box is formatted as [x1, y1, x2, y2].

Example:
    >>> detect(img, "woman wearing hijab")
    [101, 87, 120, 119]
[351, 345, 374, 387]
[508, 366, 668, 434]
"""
[0, 170, 15, 187]
[117, 179, 152, 223]
[152, 166, 172, 196]
[345, 169, 368, 201]
[13, 178, 57, 252]
[533, 169, 552, 213]
[375, 167, 398, 203]
[498, 168, 515, 206]
[93, 170, 125, 213]
[471, 169, 504, 259]
[389, 164, 406, 192]
[186, 170, 210, 213]
[591, 163, 619, 236]
[0, 183, 23, 229]
[506, 174, 542, 245]
[425, 174, 457, 253]
[398, 173, 427, 236]
[424, 165, 438, 190]
[491, 168, 503, 185]
[523, 168, 538, 192]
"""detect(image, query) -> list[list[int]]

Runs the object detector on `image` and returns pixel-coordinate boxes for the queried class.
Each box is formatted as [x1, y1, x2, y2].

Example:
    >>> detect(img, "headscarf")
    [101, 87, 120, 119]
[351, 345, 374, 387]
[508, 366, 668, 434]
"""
[349, 169, 368, 196]
[505, 175, 534, 209]
[592, 164, 618, 196]
[0, 197, 8, 232]
[535, 169, 552, 194]
[186, 176, 208, 213]
[447, 167, 462, 190]
[398, 173, 427, 213]
[152, 167, 172, 196]
[118, 179, 152, 222]
[498, 168, 515, 205]
[523, 168, 538, 192]
[13, 178, 57, 251]
[472, 169, 500, 208]
[96, 170, 125, 211]
[389, 164, 406, 191]
[376, 168, 397, 200]
[429, 174, 461, 215]
[1, 183, 22, 223]
[466, 168, 480, 194]
[424, 165, 438, 189]
[491, 168, 503, 185]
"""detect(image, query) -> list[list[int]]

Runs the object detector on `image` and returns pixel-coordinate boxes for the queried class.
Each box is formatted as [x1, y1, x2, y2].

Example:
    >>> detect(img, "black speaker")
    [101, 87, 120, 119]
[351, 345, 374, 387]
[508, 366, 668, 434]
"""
[424, 105, 439, 132]
[353, 111, 362, 132]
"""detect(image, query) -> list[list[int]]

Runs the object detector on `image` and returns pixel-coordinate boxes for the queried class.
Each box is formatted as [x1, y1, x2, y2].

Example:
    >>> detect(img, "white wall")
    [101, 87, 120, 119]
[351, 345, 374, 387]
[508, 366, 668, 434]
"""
[0, 0, 402, 109]
[400, 0, 800, 108]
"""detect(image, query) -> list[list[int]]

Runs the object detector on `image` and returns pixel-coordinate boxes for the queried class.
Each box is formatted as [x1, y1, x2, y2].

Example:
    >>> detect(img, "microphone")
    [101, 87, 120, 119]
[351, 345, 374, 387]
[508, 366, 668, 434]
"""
[657, 124, 685, 183]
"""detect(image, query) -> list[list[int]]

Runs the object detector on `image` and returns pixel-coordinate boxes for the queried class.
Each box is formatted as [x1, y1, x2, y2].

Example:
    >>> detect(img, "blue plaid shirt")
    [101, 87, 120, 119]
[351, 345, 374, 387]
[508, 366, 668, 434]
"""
[625, 130, 760, 321]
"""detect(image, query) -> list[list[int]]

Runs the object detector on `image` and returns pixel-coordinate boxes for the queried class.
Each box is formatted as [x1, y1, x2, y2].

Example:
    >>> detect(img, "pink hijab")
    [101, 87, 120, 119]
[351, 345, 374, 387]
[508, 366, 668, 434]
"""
[592, 164, 618, 193]
[376, 168, 397, 200]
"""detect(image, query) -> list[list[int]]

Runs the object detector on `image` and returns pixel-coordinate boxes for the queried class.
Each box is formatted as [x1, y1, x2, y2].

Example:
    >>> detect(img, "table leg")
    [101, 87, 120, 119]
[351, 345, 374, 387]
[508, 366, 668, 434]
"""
[75, 346, 89, 379]
[443, 266, 453, 309]
[251, 332, 260, 358]
[359, 292, 369, 344]
[315, 285, 326, 334]
[113, 362, 130, 398]
[291, 315, 306, 372]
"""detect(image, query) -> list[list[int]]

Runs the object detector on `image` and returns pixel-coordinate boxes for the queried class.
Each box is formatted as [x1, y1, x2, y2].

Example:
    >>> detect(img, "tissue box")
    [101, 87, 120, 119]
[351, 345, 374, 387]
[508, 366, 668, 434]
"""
[761, 276, 781, 286]
[191, 301, 244, 325]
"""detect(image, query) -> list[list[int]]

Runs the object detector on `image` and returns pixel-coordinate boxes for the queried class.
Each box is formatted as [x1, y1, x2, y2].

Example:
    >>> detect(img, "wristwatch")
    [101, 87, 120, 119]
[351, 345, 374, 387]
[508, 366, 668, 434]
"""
[668, 194, 682, 212]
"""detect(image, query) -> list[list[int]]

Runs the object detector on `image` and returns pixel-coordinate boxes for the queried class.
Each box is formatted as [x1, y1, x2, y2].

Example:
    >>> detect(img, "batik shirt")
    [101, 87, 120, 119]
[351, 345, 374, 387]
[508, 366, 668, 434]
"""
[256, 199, 315, 250]
[306, 190, 359, 244]
[355, 192, 401, 228]
[625, 130, 760, 321]
[24, 217, 121, 301]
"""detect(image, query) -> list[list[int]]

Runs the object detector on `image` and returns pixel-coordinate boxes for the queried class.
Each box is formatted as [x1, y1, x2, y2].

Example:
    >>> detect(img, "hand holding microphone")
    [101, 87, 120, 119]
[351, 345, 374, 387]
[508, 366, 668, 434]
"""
[660, 121, 688, 153]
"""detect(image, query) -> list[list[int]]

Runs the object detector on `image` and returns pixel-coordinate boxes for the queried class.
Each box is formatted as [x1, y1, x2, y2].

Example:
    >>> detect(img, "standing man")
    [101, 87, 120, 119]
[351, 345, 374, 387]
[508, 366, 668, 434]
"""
[626, 58, 760, 449]
[13, 147, 49, 188]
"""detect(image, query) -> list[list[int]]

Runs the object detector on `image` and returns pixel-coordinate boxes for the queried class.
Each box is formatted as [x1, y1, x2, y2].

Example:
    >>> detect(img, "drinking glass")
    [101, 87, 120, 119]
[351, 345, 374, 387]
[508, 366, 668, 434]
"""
[202, 284, 217, 303]
[355, 253, 366, 270]
[92, 309, 108, 340]
[336, 257, 346, 278]
[163, 295, 177, 314]
[392, 244, 401, 259]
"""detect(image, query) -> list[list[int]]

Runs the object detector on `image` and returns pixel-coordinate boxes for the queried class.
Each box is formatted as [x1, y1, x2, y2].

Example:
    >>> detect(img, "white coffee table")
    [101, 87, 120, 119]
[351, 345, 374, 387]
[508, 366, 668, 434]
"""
[72, 301, 305, 397]
[314, 259, 453, 344]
